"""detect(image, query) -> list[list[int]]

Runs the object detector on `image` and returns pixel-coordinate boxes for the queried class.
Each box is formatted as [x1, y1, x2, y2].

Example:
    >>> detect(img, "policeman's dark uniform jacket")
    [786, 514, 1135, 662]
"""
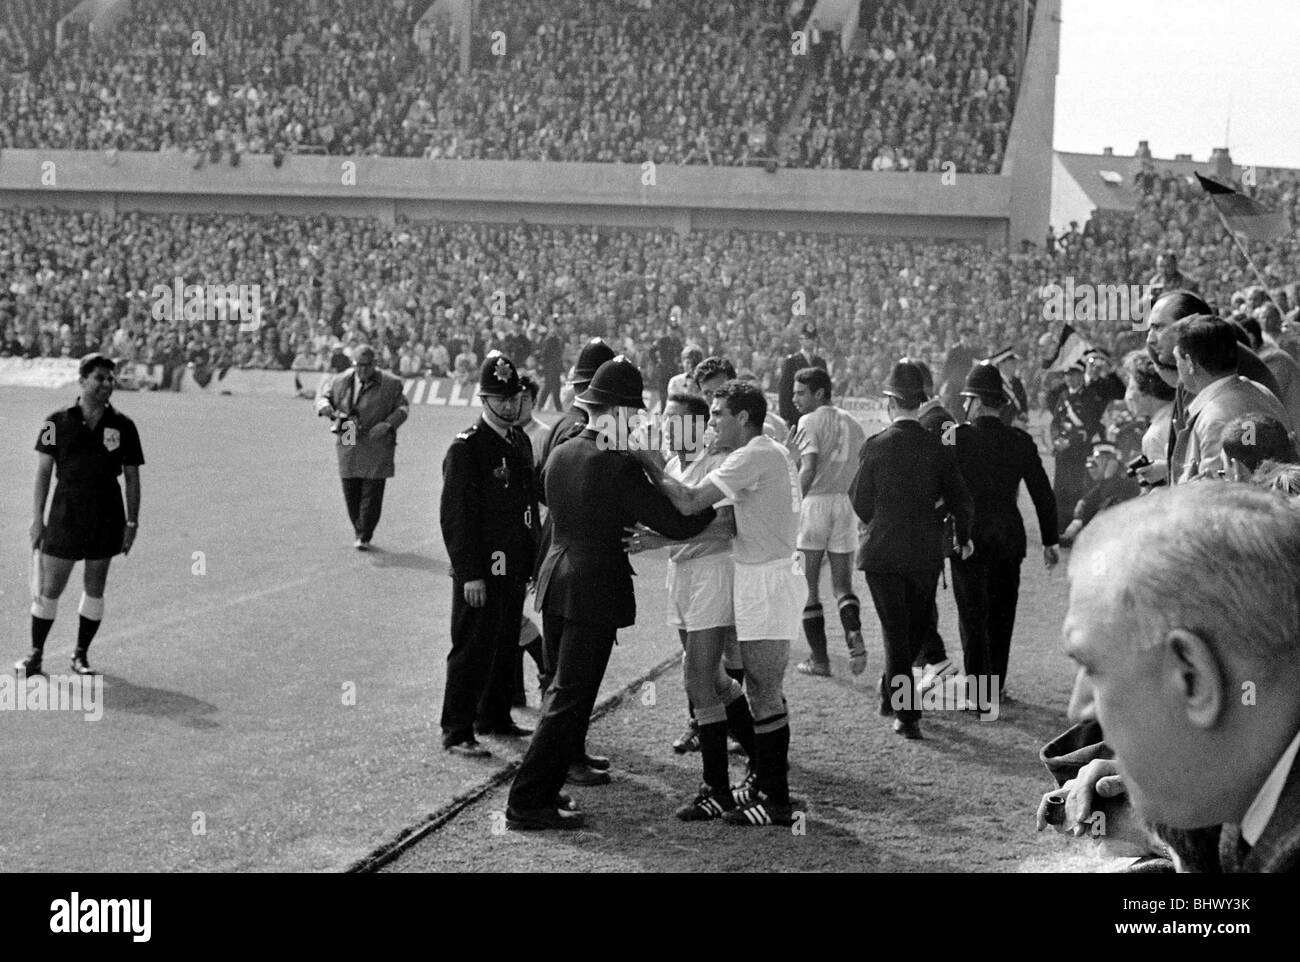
[777, 325, 827, 426]
[851, 361, 972, 725]
[914, 395, 958, 669]
[533, 336, 617, 688]
[1051, 365, 1123, 530]
[537, 337, 617, 490]
[439, 353, 539, 747]
[951, 362, 1058, 689]
[37, 400, 145, 560]
[508, 357, 715, 818]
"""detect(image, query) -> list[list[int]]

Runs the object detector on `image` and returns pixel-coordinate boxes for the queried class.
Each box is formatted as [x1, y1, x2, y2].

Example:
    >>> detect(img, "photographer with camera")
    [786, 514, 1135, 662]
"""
[315, 344, 410, 550]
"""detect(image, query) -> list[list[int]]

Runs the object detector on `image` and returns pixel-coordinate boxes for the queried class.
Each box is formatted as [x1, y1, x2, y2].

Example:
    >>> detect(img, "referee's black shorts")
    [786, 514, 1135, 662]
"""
[43, 481, 126, 561]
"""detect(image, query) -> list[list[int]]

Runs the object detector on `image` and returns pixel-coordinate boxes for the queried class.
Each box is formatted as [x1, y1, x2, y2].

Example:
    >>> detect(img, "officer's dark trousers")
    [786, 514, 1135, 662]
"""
[441, 575, 526, 745]
[341, 477, 386, 541]
[1053, 453, 1088, 531]
[912, 598, 947, 667]
[950, 557, 1021, 687]
[864, 568, 941, 723]
[509, 614, 616, 811]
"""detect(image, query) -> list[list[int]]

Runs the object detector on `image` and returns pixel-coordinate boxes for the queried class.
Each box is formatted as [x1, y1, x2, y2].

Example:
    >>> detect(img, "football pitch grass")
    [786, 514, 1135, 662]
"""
[0, 387, 1097, 872]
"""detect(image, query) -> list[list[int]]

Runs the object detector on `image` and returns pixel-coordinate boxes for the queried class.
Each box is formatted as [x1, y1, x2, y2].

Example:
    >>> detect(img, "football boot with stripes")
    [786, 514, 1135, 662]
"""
[675, 785, 736, 821]
[723, 791, 796, 828]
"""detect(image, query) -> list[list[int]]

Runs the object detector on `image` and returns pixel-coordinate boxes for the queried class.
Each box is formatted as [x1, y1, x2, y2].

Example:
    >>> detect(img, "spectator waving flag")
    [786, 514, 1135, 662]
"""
[1041, 324, 1093, 372]
[1195, 173, 1289, 241]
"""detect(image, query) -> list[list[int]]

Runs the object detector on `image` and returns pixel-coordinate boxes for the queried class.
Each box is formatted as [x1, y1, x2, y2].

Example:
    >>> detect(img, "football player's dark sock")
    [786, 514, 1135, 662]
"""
[76, 594, 104, 654]
[724, 695, 756, 759]
[802, 603, 828, 663]
[697, 721, 730, 797]
[754, 724, 791, 806]
[837, 593, 862, 634]
[30, 596, 57, 653]
[725, 667, 745, 686]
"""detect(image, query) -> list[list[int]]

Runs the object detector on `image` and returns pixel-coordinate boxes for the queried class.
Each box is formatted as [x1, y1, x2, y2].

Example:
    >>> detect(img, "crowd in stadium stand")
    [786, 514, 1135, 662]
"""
[4, 160, 1298, 407]
[0, 0, 1024, 174]
[788, 0, 1019, 172]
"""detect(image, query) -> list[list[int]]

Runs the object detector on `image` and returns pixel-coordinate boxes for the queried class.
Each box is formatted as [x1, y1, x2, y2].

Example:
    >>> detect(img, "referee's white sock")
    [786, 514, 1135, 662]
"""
[77, 594, 104, 653]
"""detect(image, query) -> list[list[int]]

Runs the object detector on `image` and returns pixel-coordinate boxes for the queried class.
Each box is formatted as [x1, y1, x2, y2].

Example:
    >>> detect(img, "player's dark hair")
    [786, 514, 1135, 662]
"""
[1153, 289, 1212, 320]
[795, 366, 832, 401]
[1223, 415, 1297, 472]
[519, 373, 540, 401]
[78, 355, 116, 378]
[667, 392, 709, 420]
[693, 355, 736, 386]
[1175, 315, 1238, 376]
[714, 380, 767, 430]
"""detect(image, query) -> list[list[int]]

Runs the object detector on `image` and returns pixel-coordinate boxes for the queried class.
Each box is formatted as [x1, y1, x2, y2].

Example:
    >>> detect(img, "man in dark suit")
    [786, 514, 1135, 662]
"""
[777, 324, 827, 426]
[314, 344, 410, 549]
[506, 358, 715, 830]
[1044, 484, 1300, 872]
[951, 362, 1059, 699]
[439, 352, 539, 757]
[912, 359, 958, 685]
[851, 360, 973, 740]
[536, 319, 566, 411]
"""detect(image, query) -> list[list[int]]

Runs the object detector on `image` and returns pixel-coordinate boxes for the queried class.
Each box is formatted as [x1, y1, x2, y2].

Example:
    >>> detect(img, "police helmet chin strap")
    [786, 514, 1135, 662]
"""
[481, 395, 516, 431]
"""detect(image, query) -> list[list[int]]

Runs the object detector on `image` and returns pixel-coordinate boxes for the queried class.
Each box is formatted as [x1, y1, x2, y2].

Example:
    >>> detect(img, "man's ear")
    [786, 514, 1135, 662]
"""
[1164, 628, 1226, 729]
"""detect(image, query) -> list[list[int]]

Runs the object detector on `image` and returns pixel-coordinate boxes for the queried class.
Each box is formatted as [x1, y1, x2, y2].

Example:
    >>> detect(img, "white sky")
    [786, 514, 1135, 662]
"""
[1055, 0, 1300, 169]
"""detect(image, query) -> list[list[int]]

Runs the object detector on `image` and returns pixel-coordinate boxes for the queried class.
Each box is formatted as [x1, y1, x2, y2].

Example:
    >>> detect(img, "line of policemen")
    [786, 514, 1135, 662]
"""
[851, 358, 1059, 739]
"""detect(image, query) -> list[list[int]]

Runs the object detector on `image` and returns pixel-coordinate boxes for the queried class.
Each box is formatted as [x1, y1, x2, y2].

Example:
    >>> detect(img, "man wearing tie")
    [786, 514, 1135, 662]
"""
[315, 344, 409, 549]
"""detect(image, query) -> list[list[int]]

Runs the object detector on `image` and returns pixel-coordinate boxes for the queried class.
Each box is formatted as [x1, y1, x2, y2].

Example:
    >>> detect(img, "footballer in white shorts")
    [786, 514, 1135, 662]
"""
[666, 553, 735, 632]
[796, 493, 857, 554]
[733, 554, 805, 642]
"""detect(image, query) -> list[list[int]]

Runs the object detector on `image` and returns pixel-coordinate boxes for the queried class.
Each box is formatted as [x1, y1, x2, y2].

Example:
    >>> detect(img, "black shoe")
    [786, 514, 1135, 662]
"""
[723, 792, 796, 827]
[14, 650, 44, 676]
[892, 718, 923, 740]
[556, 792, 577, 812]
[506, 806, 585, 831]
[581, 753, 611, 771]
[672, 722, 700, 754]
[565, 763, 612, 786]
[70, 653, 97, 676]
[675, 785, 736, 821]
[444, 737, 492, 758]
[476, 722, 533, 738]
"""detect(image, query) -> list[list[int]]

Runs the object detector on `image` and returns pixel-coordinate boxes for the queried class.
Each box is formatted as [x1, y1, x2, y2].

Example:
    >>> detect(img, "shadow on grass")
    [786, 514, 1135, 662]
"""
[101, 674, 221, 730]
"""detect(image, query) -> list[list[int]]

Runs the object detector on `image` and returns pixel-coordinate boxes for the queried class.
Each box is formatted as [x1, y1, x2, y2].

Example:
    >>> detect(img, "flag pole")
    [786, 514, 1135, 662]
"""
[1210, 204, 1276, 303]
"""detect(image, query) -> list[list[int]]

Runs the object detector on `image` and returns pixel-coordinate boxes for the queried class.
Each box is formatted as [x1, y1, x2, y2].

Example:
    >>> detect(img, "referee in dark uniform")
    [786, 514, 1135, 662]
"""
[506, 357, 715, 829]
[851, 359, 972, 740]
[777, 324, 827, 427]
[16, 354, 144, 677]
[439, 352, 539, 757]
[951, 362, 1059, 697]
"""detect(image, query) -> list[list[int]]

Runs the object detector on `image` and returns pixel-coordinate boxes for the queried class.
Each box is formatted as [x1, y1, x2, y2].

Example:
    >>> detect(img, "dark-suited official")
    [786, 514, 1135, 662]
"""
[776, 324, 827, 427]
[315, 344, 410, 549]
[851, 360, 973, 740]
[506, 358, 715, 830]
[439, 353, 539, 758]
[952, 362, 1059, 700]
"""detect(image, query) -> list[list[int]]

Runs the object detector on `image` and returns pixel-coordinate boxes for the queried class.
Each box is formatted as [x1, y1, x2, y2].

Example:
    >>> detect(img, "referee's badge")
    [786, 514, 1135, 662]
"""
[103, 427, 121, 452]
